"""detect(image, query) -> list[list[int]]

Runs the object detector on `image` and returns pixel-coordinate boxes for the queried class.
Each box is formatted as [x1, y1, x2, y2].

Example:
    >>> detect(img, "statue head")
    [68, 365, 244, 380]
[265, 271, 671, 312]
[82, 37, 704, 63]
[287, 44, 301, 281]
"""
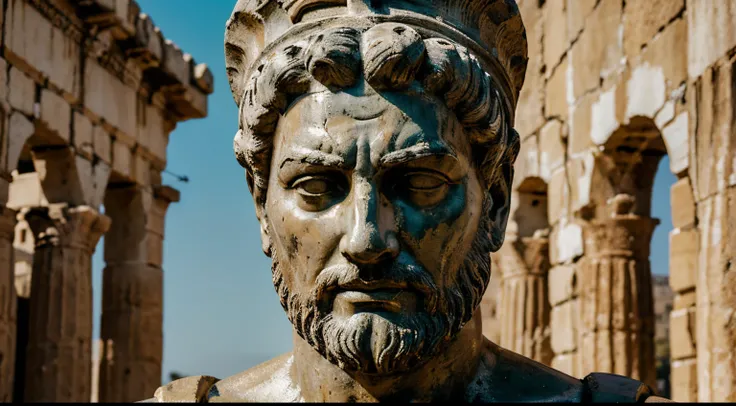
[225, 0, 527, 375]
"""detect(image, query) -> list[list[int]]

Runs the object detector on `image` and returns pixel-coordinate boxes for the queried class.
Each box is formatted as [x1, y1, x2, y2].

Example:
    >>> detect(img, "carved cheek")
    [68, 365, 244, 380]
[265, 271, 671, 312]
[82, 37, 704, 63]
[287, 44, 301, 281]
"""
[269, 193, 345, 288]
[394, 183, 469, 271]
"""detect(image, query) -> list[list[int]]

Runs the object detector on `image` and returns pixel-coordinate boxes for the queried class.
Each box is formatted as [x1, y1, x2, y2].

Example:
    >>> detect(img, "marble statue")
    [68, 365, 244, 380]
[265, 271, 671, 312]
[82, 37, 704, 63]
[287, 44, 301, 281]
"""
[144, 0, 671, 402]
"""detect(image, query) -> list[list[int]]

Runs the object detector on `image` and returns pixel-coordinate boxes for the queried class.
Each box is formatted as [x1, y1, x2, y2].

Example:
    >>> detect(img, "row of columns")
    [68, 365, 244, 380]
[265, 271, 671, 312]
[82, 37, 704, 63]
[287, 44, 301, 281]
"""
[491, 214, 659, 388]
[0, 183, 177, 402]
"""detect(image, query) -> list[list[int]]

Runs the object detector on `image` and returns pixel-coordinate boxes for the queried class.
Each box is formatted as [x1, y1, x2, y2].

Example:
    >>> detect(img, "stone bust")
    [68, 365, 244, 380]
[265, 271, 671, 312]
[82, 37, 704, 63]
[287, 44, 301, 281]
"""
[145, 0, 671, 402]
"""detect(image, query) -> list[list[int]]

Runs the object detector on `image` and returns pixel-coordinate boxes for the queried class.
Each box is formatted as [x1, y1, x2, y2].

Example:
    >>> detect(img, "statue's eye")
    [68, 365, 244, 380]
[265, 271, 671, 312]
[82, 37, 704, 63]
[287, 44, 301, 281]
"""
[291, 175, 346, 211]
[397, 171, 451, 207]
[406, 173, 446, 191]
[293, 176, 331, 196]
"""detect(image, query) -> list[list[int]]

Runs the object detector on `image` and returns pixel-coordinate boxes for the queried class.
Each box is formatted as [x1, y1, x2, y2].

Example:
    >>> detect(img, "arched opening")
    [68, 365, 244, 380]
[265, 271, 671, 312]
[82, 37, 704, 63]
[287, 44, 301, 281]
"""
[574, 114, 685, 394]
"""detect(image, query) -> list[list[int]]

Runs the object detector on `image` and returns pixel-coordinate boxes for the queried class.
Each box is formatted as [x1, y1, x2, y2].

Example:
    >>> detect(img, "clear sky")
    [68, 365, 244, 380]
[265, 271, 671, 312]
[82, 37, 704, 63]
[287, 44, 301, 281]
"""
[88, 0, 677, 384]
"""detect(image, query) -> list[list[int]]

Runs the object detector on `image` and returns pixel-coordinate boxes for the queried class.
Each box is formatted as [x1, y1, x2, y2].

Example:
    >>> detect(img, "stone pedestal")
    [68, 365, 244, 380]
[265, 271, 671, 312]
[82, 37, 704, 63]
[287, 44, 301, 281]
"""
[0, 206, 18, 402]
[579, 216, 658, 390]
[495, 237, 552, 364]
[98, 186, 178, 402]
[22, 204, 110, 403]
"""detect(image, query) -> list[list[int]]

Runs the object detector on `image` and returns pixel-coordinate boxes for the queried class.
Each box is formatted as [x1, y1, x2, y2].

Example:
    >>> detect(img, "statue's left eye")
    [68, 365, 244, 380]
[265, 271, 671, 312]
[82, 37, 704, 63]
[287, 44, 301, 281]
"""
[405, 173, 446, 191]
[395, 171, 450, 207]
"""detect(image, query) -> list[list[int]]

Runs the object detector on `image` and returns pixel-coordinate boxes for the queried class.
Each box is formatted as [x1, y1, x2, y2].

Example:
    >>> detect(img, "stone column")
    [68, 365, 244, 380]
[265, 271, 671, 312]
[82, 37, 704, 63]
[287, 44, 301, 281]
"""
[98, 185, 179, 402]
[0, 205, 17, 402]
[578, 215, 658, 389]
[495, 237, 552, 364]
[22, 204, 110, 403]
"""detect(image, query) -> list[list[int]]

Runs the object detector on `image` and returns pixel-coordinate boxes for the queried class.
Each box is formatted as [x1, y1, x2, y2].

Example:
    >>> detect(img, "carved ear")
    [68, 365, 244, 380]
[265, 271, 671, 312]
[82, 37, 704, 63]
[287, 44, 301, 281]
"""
[488, 162, 513, 252]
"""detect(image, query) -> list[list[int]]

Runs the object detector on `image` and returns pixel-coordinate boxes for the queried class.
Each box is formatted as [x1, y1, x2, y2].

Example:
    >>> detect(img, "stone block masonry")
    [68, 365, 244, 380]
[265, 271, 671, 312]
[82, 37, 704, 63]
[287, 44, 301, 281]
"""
[0, 0, 212, 402]
[482, 0, 736, 402]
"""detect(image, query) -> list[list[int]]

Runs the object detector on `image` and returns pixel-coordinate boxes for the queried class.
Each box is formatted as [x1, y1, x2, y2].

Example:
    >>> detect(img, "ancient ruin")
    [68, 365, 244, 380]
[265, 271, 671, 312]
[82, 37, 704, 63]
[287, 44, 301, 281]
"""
[0, 0, 212, 402]
[482, 0, 736, 402]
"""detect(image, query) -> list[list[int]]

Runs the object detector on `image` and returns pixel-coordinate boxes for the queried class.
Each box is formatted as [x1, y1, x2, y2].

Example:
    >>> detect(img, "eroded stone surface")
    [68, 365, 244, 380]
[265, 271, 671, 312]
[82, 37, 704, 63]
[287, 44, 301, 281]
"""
[0, 0, 211, 402]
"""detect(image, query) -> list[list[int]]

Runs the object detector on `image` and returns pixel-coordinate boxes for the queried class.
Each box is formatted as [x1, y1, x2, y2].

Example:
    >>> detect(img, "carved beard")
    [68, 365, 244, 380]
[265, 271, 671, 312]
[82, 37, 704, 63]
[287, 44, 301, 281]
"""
[269, 205, 493, 374]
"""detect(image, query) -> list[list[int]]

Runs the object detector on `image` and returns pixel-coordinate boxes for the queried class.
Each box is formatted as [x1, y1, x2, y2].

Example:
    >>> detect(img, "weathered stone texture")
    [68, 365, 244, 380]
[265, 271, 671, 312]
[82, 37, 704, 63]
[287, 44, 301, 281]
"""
[74, 112, 95, 159]
[566, 0, 596, 45]
[539, 120, 565, 182]
[671, 177, 696, 229]
[578, 217, 657, 389]
[543, 0, 566, 75]
[0, 207, 17, 403]
[623, 0, 685, 58]
[639, 17, 688, 93]
[84, 59, 137, 139]
[687, 0, 736, 79]
[8, 68, 35, 117]
[545, 56, 568, 121]
[691, 59, 736, 201]
[5, 0, 81, 98]
[671, 358, 698, 402]
[494, 0, 735, 402]
[548, 265, 576, 307]
[99, 186, 178, 402]
[669, 230, 698, 292]
[39, 90, 71, 142]
[495, 238, 553, 365]
[0, 0, 211, 401]
[569, 0, 623, 100]
[23, 205, 110, 402]
[695, 188, 736, 402]
[670, 307, 696, 360]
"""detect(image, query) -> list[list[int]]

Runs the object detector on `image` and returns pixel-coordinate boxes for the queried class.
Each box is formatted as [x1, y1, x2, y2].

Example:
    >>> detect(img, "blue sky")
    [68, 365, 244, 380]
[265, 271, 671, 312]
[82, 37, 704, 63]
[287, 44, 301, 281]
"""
[89, 1, 676, 383]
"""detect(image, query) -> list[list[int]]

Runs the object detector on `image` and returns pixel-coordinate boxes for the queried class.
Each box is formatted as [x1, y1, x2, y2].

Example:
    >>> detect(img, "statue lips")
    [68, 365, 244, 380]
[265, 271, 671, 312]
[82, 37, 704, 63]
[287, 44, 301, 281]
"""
[333, 284, 419, 315]
[314, 264, 437, 316]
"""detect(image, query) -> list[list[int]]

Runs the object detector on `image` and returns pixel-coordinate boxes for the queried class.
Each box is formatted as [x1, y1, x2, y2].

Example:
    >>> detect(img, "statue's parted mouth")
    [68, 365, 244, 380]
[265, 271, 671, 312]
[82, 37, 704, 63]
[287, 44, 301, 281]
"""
[333, 288, 418, 315]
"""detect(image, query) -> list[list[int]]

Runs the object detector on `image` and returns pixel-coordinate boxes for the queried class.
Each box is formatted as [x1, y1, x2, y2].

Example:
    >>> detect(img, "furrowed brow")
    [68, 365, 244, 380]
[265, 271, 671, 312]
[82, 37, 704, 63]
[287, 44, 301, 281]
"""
[379, 142, 458, 168]
[279, 147, 349, 170]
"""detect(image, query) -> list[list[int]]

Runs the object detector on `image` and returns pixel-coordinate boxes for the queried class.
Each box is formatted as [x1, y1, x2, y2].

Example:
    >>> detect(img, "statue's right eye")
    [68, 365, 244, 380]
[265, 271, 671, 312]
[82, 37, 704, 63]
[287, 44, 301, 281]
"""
[293, 176, 331, 196]
[290, 175, 346, 211]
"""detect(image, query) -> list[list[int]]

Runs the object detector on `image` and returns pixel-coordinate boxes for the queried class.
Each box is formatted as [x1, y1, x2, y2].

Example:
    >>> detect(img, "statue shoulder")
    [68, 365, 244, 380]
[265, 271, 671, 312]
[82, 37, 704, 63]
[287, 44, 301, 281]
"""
[582, 373, 674, 403]
[140, 375, 220, 403]
[140, 353, 296, 403]
[472, 340, 586, 402]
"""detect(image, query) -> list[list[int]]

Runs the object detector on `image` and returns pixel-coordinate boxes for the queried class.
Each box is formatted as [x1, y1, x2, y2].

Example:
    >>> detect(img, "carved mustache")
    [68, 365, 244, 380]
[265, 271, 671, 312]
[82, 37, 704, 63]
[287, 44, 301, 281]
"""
[313, 262, 440, 313]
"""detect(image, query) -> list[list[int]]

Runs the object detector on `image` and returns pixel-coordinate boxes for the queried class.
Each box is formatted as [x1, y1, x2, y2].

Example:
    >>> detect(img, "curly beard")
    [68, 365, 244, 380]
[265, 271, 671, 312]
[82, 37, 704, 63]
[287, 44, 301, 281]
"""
[268, 206, 494, 374]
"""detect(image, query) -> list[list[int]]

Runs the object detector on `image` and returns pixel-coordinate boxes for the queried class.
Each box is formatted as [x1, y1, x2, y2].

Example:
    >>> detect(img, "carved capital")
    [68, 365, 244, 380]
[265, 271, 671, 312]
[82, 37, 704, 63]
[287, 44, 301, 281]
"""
[582, 216, 659, 260]
[24, 204, 111, 252]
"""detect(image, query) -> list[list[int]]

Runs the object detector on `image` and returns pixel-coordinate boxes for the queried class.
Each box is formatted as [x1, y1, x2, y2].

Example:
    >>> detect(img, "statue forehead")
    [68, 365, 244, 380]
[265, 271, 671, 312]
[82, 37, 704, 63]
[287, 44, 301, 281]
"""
[273, 91, 465, 159]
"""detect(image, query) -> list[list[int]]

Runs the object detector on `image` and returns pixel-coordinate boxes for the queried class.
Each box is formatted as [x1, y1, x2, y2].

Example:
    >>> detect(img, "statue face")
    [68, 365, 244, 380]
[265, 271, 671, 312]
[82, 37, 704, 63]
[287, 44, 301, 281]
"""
[261, 88, 494, 374]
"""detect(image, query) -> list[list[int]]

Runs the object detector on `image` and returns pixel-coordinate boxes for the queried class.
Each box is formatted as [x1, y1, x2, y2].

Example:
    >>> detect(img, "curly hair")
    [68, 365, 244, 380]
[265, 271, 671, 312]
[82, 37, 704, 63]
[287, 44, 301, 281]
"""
[234, 22, 520, 247]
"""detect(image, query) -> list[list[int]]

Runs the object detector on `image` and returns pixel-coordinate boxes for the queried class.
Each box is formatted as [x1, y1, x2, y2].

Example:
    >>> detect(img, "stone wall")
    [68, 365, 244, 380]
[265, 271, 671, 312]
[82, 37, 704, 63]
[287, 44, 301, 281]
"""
[0, 0, 212, 402]
[483, 0, 736, 402]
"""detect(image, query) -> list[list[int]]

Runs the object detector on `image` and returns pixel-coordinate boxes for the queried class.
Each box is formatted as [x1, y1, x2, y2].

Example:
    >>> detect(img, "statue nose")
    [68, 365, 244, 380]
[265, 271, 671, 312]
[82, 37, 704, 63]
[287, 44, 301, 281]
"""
[340, 179, 399, 265]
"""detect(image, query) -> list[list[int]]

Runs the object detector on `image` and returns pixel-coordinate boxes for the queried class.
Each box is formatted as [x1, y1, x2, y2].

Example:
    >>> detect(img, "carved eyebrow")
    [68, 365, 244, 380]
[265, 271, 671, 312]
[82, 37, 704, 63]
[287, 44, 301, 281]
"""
[379, 143, 458, 167]
[279, 147, 349, 170]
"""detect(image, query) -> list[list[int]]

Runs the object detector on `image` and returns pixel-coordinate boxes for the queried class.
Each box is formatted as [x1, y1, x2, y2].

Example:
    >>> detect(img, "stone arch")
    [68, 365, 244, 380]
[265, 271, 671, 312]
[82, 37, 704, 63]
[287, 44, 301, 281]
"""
[568, 111, 695, 394]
